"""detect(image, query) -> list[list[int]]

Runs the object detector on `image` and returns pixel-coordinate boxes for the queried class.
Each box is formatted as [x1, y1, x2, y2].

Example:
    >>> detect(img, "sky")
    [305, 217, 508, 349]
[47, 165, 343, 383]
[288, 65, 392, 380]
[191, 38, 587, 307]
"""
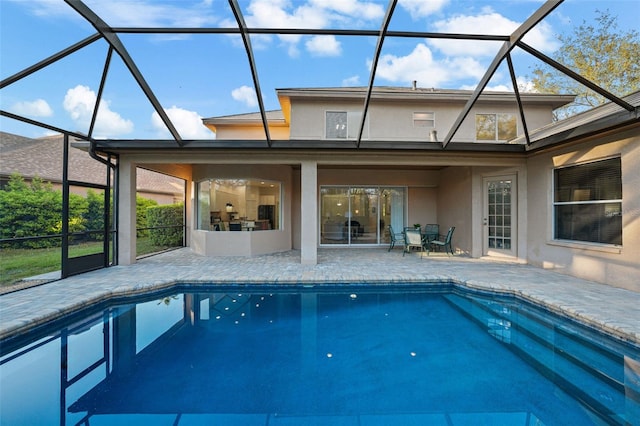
[1, 0, 638, 140]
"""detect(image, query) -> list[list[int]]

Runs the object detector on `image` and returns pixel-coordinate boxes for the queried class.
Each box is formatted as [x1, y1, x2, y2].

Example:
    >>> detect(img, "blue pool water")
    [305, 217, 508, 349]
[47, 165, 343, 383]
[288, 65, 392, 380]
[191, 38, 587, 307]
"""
[1, 286, 639, 425]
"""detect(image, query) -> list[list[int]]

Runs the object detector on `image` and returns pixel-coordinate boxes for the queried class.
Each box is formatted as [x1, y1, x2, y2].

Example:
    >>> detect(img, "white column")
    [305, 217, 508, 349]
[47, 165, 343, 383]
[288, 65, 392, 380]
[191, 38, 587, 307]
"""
[300, 160, 318, 265]
[118, 158, 137, 265]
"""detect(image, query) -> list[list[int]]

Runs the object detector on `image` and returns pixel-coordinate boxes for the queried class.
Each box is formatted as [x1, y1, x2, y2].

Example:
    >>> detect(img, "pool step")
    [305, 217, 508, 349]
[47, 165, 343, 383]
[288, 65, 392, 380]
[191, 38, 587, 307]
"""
[443, 293, 636, 425]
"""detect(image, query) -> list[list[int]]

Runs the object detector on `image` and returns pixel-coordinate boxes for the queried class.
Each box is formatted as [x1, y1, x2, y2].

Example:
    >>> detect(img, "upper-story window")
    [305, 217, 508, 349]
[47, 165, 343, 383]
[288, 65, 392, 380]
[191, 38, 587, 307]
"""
[553, 157, 622, 245]
[326, 111, 347, 139]
[413, 112, 435, 128]
[476, 113, 517, 141]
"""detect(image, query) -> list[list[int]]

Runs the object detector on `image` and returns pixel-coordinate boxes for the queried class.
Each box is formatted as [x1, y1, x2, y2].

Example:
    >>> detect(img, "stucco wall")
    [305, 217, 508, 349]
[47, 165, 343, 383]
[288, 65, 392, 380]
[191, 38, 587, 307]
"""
[526, 128, 640, 291]
[215, 126, 290, 140]
[437, 166, 473, 254]
[290, 98, 554, 143]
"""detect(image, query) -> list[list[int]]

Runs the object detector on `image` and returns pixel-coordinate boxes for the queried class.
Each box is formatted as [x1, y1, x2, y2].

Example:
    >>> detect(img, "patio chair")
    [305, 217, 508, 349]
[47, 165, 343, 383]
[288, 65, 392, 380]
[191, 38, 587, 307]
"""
[422, 224, 439, 244]
[429, 226, 455, 255]
[403, 228, 427, 257]
[387, 225, 405, 251]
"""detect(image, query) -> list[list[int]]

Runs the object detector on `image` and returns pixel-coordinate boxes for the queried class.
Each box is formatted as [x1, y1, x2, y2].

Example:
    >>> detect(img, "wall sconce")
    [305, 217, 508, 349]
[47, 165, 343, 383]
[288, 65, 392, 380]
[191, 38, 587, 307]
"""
[226, 203, 233, 212]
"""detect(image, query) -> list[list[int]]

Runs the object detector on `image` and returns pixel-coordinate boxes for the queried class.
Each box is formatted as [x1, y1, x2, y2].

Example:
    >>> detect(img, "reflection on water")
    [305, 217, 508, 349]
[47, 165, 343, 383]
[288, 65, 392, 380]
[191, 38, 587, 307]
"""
[1, 288, 638, 425]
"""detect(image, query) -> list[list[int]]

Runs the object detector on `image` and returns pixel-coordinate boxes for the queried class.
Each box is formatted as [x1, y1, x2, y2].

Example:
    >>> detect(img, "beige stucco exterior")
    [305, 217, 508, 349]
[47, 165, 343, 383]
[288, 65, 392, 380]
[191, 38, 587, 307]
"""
[113, 88, 639, 292]
[526, 127, 640, 291]
[286, 91, 564, 142]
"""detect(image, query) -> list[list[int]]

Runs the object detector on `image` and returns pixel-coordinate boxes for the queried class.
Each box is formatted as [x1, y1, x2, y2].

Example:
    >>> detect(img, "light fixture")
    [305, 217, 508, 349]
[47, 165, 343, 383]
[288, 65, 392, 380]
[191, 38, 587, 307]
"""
[226, 202, 233, 212]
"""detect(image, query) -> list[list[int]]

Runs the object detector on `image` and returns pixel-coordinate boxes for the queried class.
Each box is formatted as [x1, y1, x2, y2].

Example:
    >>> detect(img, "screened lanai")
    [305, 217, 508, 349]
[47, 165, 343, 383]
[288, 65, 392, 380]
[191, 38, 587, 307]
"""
[1, 0, 639, 282]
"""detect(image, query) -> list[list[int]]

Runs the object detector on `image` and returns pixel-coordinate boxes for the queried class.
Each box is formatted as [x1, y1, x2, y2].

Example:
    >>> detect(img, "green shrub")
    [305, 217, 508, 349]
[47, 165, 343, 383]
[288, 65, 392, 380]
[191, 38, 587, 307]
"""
[0, 174, 87, 248]
[147, 204, 184, 247]
[136, 196, 158, 237]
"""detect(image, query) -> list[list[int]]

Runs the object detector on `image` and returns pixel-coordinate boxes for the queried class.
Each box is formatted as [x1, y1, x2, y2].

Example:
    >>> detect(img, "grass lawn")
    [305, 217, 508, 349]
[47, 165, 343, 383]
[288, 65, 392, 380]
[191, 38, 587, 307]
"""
[1, 238, 179, 286]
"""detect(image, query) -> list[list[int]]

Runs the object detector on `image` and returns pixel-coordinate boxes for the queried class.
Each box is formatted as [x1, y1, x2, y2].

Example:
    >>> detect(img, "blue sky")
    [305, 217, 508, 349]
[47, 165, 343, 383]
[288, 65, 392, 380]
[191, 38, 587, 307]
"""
[1, 0, 638, 140]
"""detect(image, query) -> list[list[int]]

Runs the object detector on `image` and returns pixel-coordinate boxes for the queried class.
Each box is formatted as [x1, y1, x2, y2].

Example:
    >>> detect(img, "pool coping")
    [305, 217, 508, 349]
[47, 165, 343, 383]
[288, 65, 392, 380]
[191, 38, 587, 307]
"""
[2, 276, 639, 350]
[1, 248, 639, 349]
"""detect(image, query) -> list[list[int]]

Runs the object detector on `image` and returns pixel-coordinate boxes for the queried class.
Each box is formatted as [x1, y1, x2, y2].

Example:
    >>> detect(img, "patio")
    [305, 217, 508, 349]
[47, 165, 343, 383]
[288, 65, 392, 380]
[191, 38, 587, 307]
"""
[1, 247, 638, 346]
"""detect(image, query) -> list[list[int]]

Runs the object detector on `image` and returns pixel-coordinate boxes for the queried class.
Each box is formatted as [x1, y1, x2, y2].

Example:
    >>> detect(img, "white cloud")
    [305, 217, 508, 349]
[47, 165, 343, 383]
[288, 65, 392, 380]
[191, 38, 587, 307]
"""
[521, 21, 560, 53]
[151, 106, 213, 139]
[516, 76, 537, 93]
[306, 35, 342, 57]
[459, 76, 539, 93]
[10, 0, 218, 27]
[429, 10, 559, 56]
[398, 0, 449, 18]
[234, 0, 383, 57]
[63, 85, 133, 137]
[90, 0, 217, 27]
[373, 43, 485, 87]
[8, 0, 80, 20]
[11, 99, 53, 117]
[232, 86, 259, 108]
[342, 75, 361, 86]
[309, 0, 385, 20]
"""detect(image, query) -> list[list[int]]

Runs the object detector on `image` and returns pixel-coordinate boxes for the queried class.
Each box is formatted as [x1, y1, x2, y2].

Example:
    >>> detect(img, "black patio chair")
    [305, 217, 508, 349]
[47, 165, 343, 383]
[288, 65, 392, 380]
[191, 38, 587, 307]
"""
[429, 226, 455, 255]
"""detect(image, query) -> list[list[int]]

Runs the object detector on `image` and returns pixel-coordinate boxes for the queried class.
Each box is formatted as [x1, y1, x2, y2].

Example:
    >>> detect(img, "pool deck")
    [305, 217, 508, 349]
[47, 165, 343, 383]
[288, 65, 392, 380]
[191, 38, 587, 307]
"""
[1, 247, 639, 346]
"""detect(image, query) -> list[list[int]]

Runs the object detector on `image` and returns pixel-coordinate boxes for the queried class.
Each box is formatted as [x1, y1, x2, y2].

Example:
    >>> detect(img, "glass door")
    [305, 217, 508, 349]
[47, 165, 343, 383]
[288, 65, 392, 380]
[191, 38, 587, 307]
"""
[320, 187, 350, 245]
[483, 176, 517, 257]
[320, 186, 405, 246]
[349, 188, 379, 245]
[381, 187, 405, 245]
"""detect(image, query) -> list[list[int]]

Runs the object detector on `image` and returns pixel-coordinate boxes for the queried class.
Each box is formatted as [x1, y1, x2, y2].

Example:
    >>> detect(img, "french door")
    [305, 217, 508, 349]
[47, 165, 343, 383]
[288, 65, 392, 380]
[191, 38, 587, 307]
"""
[483, 175, 517, 257]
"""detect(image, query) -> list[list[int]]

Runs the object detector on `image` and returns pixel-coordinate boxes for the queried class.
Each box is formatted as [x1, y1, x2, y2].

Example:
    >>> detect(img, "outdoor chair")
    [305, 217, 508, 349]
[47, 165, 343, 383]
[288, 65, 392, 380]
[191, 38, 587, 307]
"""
[403, 228, 427, 257]
[387, 225, 405, 251]
[429, 226, 455, 255]
[422, 224, 439, 244]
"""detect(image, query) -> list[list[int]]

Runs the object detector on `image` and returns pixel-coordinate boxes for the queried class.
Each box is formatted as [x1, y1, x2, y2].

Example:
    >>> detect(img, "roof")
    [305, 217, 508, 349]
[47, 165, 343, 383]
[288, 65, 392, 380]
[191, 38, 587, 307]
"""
[521, 91, 640, 150]
[277, 86, 575, 105]
[202, 110, 286, 132]
[0, 132, 184, 196]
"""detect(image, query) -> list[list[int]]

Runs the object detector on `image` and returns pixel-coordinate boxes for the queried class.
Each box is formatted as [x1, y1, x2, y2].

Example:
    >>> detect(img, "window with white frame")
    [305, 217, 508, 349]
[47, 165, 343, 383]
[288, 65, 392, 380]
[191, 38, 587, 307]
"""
[413, 112, 435, 127]
[326, 111, 347, 139]
[553, 157, 622, 245]
[475, 113, 517, 141]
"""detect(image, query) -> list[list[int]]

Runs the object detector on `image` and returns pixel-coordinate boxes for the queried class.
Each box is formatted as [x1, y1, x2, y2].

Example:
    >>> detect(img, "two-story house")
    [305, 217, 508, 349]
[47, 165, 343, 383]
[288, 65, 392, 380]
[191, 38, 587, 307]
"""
[111, 85, 639, 291]
[197, 87, 572, 254]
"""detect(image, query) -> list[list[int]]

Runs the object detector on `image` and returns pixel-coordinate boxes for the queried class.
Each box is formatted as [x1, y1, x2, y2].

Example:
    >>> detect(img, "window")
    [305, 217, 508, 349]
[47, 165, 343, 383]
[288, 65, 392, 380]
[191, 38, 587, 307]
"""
[196, 179, 281, 231]
[326, 111, 347, 139]
[413, 112, 435, 127]
[553, 158, 622, 245]
[476, 113, 517, 141]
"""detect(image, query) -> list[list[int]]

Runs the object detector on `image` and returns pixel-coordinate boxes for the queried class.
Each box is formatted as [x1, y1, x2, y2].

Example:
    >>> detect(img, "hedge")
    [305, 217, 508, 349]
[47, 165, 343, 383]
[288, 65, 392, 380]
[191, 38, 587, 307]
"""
[147, 203, 184, 247]
[0, 175, 88, 248]
[0, 174, 164, 249]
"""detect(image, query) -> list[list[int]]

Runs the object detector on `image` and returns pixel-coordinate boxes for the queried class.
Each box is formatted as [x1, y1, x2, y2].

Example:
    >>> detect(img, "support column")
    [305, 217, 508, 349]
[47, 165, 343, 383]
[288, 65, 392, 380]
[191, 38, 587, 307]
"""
[300, 160, 318, 265]
[118, 159, 137, 265]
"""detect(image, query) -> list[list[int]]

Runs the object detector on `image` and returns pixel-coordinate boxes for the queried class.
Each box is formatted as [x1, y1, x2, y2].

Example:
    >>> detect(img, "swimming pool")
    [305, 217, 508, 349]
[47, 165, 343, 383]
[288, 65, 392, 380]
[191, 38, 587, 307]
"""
[1, 285, 638, 425]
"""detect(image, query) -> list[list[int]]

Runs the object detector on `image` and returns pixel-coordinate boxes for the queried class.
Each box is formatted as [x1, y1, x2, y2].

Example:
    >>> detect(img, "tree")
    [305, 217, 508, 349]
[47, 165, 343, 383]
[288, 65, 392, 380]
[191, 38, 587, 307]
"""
[530, 10, 640, 119]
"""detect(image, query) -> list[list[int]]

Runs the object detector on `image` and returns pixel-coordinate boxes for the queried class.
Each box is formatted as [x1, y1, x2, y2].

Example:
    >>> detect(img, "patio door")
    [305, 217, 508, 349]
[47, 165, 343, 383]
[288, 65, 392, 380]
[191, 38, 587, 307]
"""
[483, 175, 517, 257]
[320, 186, 404, 246]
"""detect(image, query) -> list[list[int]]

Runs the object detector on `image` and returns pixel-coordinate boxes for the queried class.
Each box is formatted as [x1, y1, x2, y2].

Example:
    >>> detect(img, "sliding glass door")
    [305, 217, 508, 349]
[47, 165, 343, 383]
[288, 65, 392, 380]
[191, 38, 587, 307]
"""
[320, 186, 405, 246]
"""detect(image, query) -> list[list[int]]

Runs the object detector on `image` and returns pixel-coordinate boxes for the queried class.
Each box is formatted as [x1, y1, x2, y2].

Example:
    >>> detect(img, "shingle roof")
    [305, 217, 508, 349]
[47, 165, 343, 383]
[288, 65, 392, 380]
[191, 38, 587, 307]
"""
[0, 132, 184, 196]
